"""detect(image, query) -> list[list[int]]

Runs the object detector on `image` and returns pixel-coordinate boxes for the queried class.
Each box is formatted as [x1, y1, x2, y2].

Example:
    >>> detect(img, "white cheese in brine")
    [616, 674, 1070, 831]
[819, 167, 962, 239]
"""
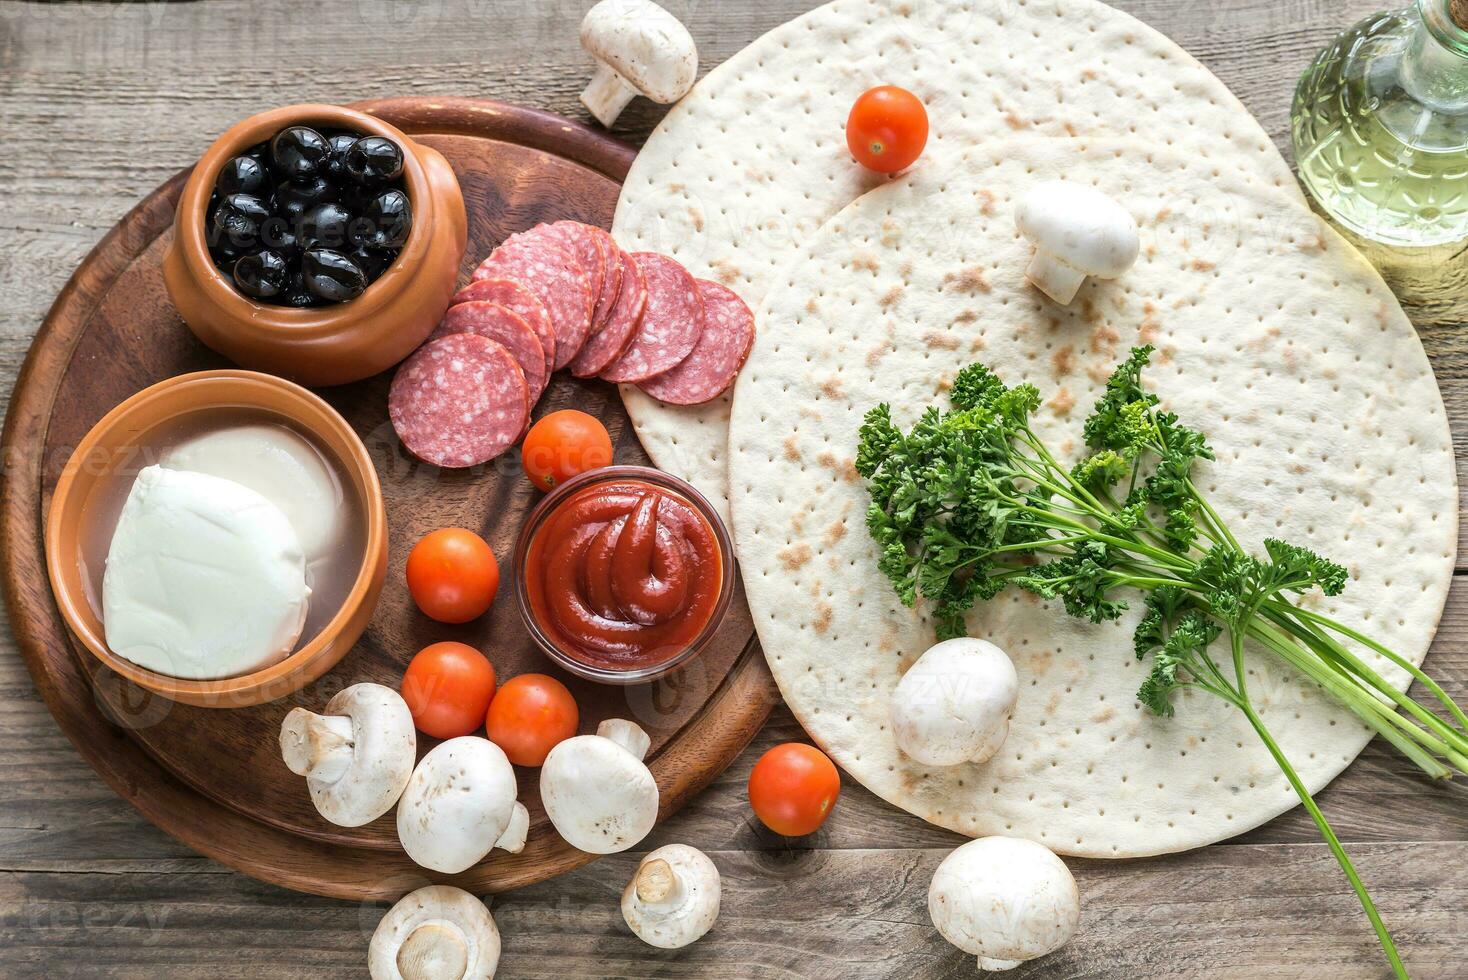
[102, 464, 311, 680]
[160, 423, 345, 569]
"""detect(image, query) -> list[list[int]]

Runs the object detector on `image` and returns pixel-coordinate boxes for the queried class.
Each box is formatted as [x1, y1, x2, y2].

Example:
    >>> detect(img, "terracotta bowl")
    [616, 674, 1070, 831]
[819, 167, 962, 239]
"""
[163, 104, 467, 387]
[44, 371, 388, 708]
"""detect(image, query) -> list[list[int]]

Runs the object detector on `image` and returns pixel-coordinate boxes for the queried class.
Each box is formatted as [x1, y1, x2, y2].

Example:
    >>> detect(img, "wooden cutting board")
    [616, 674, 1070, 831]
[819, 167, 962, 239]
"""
[0, 96, 777, 902]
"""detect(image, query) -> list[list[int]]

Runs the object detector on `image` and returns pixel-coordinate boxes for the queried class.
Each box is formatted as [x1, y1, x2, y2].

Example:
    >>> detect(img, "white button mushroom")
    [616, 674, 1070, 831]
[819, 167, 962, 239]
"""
[540, 718, 658, 854]
[928, 837, 1080, 972]
[579, 0, 698, 127]
[396, 737, 529, 874]
[621, 844, 720, 949]
[280, 683, 416, 828]
[890, 638, 1019, 767]
[369, 885, 500, 980]
[1014, 181, 1139, 305]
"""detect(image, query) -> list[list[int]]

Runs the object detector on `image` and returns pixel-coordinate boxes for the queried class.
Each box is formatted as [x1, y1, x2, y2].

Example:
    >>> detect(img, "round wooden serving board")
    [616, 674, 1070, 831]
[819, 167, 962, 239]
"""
[0, 97, 777, 901]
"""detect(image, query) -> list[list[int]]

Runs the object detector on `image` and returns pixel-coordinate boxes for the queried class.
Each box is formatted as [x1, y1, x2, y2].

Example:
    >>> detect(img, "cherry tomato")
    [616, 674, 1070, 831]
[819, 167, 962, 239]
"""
[400, 642, 497, 739]
[748, 742, 841, 836]
[485, 673, 580, 766]
[846, 85, 929, 174]
[406, 528, 500, 623]
[521, 410, 614, 492]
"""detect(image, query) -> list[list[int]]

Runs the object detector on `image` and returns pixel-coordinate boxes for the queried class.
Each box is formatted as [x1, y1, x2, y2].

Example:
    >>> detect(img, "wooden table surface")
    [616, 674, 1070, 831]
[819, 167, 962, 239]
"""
[1, 1, 1465, 977]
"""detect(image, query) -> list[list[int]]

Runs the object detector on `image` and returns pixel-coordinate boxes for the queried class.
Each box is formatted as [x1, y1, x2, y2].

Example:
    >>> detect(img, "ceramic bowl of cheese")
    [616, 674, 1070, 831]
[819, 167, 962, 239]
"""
[44, 370, 388, 708]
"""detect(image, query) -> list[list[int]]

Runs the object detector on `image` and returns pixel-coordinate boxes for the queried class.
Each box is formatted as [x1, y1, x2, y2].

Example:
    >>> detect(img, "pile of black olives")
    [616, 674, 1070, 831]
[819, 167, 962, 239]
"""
[205, 126, 413, 307]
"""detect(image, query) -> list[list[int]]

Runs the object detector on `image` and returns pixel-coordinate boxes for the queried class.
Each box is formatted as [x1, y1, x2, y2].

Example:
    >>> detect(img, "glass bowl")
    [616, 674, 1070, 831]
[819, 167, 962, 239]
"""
[513, 465, 734, 685]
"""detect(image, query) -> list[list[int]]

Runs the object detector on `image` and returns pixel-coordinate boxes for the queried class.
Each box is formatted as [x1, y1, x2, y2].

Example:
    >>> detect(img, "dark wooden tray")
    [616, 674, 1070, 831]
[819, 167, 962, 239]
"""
[0, 97, 776, 901]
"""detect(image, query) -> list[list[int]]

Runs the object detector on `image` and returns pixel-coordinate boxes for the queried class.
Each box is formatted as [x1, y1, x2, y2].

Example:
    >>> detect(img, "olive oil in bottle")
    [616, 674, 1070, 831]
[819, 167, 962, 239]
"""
[1292, 0, 1468, 317]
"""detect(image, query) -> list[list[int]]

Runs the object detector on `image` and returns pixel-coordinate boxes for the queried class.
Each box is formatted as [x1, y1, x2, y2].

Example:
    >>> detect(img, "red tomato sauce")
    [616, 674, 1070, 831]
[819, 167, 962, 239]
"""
[523, 480, 723, 670]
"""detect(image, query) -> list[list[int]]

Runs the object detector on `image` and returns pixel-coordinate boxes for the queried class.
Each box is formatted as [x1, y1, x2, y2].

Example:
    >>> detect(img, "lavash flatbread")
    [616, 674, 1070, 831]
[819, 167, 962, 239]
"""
[614, 0, 1302, 522]
[725, 138, 1456, 856]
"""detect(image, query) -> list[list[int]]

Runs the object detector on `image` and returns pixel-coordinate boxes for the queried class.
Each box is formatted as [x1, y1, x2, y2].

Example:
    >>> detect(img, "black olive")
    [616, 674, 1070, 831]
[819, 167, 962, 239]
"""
[210, 193, 270, 250]
[324, 133, 358, 182]
[274, 176, 334, 220]
[232, 249, 290, 300]
[270, 126, 329, 181]
[351, 189, 413, 250]
[216, 155, 267, 196]
[350, 245, 396, 280]
[244, 140, 271, 163]
[302, 247, 367, 303]
[257, 216, 300, 257]
[345, 136, 404, 186]
[300, 202, 354, 249]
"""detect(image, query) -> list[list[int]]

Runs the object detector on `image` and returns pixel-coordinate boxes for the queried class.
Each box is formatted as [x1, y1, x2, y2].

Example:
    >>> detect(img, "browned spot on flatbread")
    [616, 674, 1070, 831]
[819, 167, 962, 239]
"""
[1089, 323, 1121, 356]
[687, 207, 705, 232]
[851, 252, 881, 274]
[1051, 344, 1075, 378]
[784, 436, 802, 462]
[819, 375, 845, 399]
[778, 543, 812, 571]
[899, 261, 913, 278]
[1155, 206, 1171, 223]
[1191, 258, 1216, 272]
[1082, 68, 1098, 81]
[954, 309, 979, 325]
[1092, 706, 1116, 724]
[923, 330, 961, 350]
[1048, 387, 1076, 416]
[806, 298, 820, 315]
[880, 217, 901, 248]
[943, 266, 992, 294]
[1004, 112, 1026, 130]
[813, 603, 833, 634]
[977, 189, 996, 217]
[867, 342, 894, 367]
[824, 521, 848, 548]
[1060, 437, 1075, 455]
[818, 451, 860, 483]
[1085, 361, 1113, 385]
[1138, 302, 1162, 344]
[708, 258, 741, 286]
[878, 285, 904, 309]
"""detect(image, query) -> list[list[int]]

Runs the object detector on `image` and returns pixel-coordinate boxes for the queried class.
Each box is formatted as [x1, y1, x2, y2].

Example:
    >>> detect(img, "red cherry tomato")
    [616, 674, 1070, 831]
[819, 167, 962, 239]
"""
[405, 528, 500, 624]
[846, 85, 929, 174]
[401, 642, 498, 739]
[748, 742, 842, 836]
[485, 673, 580, 766]
[521, 410, 614, 492]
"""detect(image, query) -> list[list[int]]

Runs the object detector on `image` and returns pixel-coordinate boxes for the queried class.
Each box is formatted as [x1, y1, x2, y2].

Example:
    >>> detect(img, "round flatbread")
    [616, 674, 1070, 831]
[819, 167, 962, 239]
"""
[390, 334, 529, 468]
[726, 138, 1456, 857]
[614, 0, 1303, 521]
[636, 279, 754, 406]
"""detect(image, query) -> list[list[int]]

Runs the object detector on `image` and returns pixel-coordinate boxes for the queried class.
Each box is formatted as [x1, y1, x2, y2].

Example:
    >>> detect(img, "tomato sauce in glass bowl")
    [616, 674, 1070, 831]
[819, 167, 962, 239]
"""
[515, 466, 733, 684]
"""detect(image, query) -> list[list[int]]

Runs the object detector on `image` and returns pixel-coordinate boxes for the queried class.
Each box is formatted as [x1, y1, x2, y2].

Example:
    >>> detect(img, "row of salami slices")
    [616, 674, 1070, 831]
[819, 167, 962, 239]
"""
[388, 220, 755, 468]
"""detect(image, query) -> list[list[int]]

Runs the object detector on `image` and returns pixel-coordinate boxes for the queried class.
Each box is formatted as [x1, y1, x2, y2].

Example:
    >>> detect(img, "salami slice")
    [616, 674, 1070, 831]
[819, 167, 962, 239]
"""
[586, 226, 623, 330]
[473, 241, 592, 370]
[389, 334, 529, 468]
[569, 248, 647, 378]
[450, 277, 556, 378]
[504, 222, 601, 328]
[600, 253, 704, 384]
[637, 279, 756, 406]
[433, 302, 548, 403]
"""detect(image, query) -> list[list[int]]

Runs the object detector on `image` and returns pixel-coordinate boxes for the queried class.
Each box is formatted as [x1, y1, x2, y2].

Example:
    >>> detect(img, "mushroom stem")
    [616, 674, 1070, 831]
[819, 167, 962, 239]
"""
[494, 801, 529, 854]
[978, 957, 1023, 972]
[581, 63, 639, 127]
[280, 707, 354, 783]
[1024, 250, 1087, 306]
[634, 858, 684, 907]
[597, 718, 651, 761]
[396, 922, 469, 980]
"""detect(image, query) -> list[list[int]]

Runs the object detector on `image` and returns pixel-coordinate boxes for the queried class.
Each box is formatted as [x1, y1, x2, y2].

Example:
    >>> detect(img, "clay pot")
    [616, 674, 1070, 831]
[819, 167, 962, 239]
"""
[45, 370, 388, 708]
[163, 104, 467, 387]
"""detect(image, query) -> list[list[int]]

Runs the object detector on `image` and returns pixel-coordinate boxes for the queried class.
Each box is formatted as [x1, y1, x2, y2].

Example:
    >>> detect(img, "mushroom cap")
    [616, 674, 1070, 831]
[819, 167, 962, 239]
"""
[891, 638, 1018, 767]
[621, 844, 721, 949]
[369, 885, 500, 980]
[541, 721, 658, 854]
[285, 683, 416, 827]
[397, 737, 521, 874]
[1014, 181, 1139, 278]
[928, 837, 1080, 971]
[580, 0, 698, 102]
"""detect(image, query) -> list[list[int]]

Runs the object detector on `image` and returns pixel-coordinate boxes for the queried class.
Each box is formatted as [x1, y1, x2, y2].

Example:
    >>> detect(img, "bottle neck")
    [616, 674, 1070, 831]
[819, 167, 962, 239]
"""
[1402, 0, 1468, 111]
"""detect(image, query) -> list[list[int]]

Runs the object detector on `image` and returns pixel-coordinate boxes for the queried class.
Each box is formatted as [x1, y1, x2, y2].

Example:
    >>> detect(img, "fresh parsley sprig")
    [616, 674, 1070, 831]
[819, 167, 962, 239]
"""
[857, 346, 1468, 979]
